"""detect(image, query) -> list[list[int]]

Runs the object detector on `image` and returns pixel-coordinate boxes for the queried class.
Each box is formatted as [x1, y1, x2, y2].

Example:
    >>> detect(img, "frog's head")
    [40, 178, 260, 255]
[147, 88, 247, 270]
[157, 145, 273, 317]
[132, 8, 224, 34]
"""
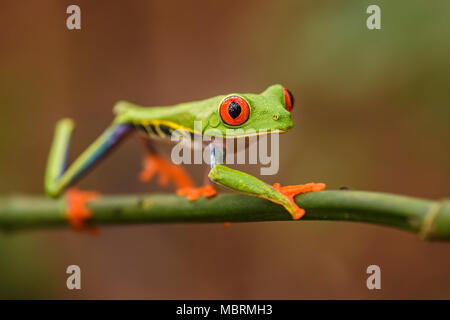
[204, 84, 295, 138]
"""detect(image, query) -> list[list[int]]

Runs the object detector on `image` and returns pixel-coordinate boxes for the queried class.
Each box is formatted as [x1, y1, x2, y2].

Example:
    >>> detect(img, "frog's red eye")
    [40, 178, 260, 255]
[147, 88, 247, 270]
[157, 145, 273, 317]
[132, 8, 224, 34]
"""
[219, 96, 250, 126]
[283, 88, 294, 112]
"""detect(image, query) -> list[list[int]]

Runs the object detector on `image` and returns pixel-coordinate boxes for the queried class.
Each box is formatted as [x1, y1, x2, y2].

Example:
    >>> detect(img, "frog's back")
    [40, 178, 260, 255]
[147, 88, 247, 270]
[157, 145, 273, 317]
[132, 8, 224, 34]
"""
[112, 96, 221, 140]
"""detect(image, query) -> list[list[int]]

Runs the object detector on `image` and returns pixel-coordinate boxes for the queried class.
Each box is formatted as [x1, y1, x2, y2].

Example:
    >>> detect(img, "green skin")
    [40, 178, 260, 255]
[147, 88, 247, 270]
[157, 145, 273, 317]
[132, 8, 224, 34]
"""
[45, 84, 299, 218]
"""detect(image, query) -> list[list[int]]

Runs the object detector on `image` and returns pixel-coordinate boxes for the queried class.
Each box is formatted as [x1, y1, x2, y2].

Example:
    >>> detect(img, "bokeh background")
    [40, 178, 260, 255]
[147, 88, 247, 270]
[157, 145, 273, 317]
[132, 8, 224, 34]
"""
[0, 0, 449, 299]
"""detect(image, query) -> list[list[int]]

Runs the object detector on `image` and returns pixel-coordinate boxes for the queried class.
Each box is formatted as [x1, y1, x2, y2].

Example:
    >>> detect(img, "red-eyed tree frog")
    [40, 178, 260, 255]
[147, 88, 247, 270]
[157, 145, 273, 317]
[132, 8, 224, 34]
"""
[45, 84, 325, 229]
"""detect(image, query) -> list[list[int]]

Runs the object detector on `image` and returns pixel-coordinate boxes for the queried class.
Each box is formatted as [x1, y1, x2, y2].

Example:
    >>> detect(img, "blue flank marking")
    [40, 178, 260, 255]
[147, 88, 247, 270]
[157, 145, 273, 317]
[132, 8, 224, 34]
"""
[71, 124, 132, 183]
[60, 139, 71, 179]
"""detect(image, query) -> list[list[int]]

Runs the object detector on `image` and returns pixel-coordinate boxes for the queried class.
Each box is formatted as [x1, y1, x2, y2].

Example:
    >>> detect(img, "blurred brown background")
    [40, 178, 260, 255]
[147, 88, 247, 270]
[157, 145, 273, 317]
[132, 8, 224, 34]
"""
[0, 0, 449, 299]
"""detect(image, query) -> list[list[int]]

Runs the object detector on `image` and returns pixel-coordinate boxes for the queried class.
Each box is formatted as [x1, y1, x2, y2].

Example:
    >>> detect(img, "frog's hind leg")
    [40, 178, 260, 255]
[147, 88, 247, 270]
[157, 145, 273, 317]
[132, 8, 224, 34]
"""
[45, 119, 134, 231]
[138, 137, 194, 189]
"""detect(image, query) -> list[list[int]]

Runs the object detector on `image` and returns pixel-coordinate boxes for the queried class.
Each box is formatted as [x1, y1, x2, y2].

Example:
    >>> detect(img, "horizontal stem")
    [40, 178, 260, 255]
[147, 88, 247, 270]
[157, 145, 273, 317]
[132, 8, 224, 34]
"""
[0, 191, 449, 241]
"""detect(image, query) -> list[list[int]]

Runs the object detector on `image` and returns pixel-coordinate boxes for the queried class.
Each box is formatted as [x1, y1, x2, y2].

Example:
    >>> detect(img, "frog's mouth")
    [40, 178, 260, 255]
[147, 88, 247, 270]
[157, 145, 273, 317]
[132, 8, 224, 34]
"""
[205, 127, 292, 139]
[234, 128, 292, 138]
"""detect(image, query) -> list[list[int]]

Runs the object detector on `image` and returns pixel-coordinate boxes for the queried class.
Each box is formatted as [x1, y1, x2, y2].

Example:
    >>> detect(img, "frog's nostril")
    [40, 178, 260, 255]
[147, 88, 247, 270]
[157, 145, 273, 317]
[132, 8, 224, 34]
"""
[273, 114, 279, 120]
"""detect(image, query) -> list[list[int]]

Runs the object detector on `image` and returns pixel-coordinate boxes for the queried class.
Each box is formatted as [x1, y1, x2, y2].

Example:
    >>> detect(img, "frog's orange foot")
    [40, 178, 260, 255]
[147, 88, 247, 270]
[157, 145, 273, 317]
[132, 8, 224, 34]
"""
[66, 188, 100, 233]
[273, 182, 326, 220]
[176, 185, 217, 201]
[139, 154, 194, 189]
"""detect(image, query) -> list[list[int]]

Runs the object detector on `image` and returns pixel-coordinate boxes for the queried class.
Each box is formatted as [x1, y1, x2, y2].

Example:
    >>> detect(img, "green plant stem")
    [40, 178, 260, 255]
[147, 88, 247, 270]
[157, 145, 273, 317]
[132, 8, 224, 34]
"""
[0, 191, 449, 241]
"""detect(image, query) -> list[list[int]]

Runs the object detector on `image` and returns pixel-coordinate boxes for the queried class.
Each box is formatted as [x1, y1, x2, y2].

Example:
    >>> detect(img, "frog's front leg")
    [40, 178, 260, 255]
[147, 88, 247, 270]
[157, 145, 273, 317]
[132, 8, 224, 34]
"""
[138, 136, 216, 200]
[206, 143, 325, 220]
[138, 136, 195, 190]
[175, 158, 217, 200]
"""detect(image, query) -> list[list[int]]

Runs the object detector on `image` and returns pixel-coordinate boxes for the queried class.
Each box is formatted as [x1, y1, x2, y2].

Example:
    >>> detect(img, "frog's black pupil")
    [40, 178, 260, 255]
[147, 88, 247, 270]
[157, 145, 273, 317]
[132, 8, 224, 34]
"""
[228, 101, 241, 119]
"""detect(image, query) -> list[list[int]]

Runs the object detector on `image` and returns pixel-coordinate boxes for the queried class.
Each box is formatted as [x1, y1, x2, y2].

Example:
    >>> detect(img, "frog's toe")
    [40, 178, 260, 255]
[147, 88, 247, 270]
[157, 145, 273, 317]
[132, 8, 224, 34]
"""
[272, 182, 326, 220]
[176, 185, 217, 201]
[140, 154, 194, 189]
[66, 188, 100, 233]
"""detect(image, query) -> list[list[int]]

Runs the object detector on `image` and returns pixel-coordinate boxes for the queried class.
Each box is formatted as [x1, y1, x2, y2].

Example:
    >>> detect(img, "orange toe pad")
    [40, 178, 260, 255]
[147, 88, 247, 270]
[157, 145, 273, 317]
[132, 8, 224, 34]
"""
[273, 182, 326, 220]
[66, 188, 100, 232]
[176, 185, 217, 201]
[140, 154, 194, 189]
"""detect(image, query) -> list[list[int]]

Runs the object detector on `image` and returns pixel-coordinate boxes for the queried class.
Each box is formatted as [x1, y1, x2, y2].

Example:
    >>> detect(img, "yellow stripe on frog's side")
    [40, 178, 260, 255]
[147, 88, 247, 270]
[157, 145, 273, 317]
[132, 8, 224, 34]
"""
[155, 123, 170, 138]
[135, 120, 199, 140]
[139, 120, 197, 133]
[135, 119, 291, 140]
[139, 124, 157, 138]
